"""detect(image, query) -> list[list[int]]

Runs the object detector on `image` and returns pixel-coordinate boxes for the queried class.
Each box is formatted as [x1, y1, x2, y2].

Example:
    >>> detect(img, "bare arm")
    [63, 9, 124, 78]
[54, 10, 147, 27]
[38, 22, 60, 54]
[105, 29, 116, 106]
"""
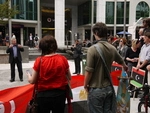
[27, 69, 38, 84]
[137, 60, 149, 70]
[66, 69, 71, 80]
[84, 71, 92, 92]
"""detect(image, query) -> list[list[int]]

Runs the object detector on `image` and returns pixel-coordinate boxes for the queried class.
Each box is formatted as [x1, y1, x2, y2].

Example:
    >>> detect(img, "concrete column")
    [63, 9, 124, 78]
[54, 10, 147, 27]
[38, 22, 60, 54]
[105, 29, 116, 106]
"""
[114, 0, 117, 35]
[96, 0, 105, 23]
[55, 0, 65, 47]
[37, 0, 42, 39]
[71, 6, 78, 44]
[20, 28, 23, 45]
[8, 0, 12, 40]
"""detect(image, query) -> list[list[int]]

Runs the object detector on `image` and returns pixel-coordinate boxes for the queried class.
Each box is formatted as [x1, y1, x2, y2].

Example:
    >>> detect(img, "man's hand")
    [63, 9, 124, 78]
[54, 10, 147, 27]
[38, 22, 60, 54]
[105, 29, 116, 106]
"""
[136, 64, 141, 70]
[18, 44, 23, 48]
[84, 85, 89, 93]
[9, 44, 13, 48]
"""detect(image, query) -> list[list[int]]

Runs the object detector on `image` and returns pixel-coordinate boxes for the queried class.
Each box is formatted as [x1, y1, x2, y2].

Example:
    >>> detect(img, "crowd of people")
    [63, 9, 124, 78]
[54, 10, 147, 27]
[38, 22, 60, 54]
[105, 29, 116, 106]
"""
[69, 18, 150, 113]
[3, 17, 150, 113]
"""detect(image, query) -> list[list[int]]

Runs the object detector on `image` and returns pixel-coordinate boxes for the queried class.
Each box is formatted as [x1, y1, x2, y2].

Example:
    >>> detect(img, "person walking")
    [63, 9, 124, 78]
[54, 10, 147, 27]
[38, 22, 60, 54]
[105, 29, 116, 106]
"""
[6, 38, 24, 82]
[27, 35, 72, 113]
[84, 22, 128, 113]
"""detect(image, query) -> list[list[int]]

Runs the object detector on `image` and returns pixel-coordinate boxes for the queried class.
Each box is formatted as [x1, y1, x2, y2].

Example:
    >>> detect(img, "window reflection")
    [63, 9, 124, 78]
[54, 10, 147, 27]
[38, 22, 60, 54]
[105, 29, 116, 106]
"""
[12, 0, 37, 20]
[117, 2, 129, 24]
[106, 2, 114, 24]
[136, 2, 149, 21]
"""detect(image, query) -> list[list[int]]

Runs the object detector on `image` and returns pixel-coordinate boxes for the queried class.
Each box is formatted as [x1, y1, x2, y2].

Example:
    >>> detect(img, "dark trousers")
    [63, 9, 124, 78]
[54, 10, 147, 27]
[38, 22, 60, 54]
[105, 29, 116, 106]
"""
[74, 57, 81, 73]
[29, 40, 33, 48]
[37, 93, 66, 113]
[10, 58, 23, 80]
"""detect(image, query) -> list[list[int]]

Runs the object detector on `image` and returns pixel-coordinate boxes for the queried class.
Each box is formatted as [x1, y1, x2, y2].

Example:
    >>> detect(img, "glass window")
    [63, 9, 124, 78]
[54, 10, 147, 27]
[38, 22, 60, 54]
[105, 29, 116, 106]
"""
[12, 0, 37, 20]
[78, 1, 97, 26]
[136, 2, 149, 21]
[106, 2, 114, 24]
[117, 2, 129, 24]
[0, 0, 5, 4]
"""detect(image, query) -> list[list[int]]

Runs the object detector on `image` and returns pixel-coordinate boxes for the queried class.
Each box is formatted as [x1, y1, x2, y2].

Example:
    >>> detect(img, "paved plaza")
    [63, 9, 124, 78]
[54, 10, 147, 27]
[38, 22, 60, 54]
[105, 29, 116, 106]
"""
[0, 60, 147, 113]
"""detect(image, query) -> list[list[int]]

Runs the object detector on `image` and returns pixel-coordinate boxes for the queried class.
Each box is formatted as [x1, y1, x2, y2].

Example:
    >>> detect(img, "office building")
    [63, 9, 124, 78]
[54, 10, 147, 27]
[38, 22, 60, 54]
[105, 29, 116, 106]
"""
[0, 0, 150, 47]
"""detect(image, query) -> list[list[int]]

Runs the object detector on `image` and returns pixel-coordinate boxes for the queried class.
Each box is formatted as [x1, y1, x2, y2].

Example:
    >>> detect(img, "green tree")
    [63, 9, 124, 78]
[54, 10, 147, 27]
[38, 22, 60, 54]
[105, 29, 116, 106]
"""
[0, 0, 19, 24]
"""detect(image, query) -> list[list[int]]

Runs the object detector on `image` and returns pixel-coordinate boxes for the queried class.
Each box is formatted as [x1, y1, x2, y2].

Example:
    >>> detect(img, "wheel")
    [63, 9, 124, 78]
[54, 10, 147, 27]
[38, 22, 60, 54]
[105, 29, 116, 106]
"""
[138, 101, 145, 112]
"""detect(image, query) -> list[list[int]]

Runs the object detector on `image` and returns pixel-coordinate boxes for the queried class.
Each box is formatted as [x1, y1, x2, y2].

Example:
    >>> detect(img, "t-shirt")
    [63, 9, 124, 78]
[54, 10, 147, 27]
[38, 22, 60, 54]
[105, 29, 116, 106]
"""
[33, 54, 69, 92]
[125, 47, 140, 66]
[35, 36, 38, 41]
[85, 41, 125, 88]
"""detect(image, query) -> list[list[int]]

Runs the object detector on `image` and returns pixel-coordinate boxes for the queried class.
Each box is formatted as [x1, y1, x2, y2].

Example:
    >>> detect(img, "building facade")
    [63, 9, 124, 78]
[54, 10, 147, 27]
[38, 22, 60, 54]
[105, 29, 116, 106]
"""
[0, 0, 150, 47]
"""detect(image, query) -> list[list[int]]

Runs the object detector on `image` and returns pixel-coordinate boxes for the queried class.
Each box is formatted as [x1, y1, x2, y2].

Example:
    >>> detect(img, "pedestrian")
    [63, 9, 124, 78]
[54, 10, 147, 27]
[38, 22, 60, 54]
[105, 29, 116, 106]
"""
[5, 33, 10, 46]
[28, 33, 34, 48]
[136, 31, 150, 84]
[71, 39, 82, 75]
[6, 37, 24, 82]
[27, 35, 72, 113]
[34, 34, 39, 47]
[84, 22, 128, 113]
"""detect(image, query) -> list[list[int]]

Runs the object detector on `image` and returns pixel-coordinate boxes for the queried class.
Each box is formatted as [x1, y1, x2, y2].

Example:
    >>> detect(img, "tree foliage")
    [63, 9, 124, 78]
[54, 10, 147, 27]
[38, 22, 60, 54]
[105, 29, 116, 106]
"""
[0, 0, 19, 24]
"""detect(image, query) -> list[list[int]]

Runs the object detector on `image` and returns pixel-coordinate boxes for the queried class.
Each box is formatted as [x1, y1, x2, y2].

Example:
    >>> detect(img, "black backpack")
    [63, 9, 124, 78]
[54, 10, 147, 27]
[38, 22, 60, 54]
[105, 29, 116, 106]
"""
[35, 36, 38, 41]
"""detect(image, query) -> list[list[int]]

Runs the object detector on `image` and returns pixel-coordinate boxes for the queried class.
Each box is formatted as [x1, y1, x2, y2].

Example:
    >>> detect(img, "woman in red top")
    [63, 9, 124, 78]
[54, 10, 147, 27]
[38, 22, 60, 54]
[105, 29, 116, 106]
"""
[27, 35, 71, 113]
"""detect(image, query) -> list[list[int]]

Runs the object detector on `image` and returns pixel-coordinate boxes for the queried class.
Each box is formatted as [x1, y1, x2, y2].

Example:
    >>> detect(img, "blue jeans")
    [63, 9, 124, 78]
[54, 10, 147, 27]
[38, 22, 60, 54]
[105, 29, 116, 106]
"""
[88, 86, 113, 113]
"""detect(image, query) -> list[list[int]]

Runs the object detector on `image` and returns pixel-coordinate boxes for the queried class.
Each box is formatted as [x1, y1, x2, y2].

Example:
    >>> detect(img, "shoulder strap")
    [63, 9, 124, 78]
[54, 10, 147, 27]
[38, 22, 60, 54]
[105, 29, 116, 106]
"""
[94, 43, 117, 113]
[93, 44, 114, 87]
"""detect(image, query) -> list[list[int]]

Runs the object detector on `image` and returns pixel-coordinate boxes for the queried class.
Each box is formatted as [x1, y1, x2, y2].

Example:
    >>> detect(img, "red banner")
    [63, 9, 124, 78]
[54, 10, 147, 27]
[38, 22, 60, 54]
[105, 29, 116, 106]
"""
[0, 84, 33, 113]
[0, 73, 120, 113]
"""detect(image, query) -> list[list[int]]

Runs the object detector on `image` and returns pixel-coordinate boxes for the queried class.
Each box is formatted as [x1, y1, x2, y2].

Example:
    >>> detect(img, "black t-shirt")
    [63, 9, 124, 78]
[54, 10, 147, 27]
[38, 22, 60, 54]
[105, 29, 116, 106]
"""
[125, 47, 140, 66]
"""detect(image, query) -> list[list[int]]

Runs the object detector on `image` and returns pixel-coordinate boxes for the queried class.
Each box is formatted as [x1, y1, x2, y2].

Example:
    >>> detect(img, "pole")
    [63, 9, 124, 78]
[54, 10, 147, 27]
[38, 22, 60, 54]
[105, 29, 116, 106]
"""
[37, 0, 41, 39]
[114, 0, 117, 36]
[90, 0, 94, 42]
[123, 0, 127, 37]
[8, 0, 12, 41]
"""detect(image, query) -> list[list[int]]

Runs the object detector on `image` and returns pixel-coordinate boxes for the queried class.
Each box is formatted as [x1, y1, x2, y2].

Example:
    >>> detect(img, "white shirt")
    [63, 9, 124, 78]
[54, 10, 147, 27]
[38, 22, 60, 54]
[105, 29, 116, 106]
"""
[139, 43, 150, 62]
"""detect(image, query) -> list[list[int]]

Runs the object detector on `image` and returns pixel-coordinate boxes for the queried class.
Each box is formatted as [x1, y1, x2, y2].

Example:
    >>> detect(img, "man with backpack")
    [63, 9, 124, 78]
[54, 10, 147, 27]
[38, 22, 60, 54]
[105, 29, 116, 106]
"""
[34, 34, 39, 47]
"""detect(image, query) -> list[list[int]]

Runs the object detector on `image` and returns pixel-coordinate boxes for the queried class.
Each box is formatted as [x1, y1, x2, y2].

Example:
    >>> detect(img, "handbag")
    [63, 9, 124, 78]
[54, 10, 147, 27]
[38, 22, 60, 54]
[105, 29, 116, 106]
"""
[26, 58, 42, 113]
[94, 44, 117, 113]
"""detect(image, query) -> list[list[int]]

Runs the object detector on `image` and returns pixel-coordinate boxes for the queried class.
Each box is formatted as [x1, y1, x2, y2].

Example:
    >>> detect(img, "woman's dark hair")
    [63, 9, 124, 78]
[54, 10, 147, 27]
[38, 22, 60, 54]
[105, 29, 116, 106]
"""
[92, 22, 108, 38]
[39, 35, 58, 55]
